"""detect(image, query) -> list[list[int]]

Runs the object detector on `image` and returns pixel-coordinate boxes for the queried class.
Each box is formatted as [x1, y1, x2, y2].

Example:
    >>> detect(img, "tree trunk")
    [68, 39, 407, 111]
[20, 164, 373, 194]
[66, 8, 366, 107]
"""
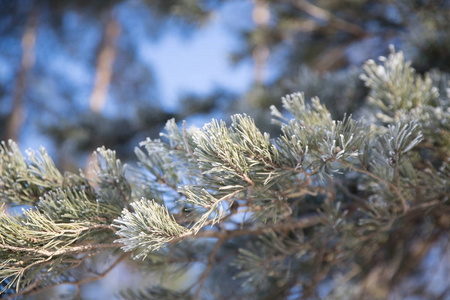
[251, 0, 270, 85]
[89, 11, 120, 114]
[84, 10, 121, 175]
[5, 6, 38, 143]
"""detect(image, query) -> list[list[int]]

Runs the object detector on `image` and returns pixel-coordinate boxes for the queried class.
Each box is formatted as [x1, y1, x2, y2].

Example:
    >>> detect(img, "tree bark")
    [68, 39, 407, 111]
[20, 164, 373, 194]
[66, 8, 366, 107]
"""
[89, 11, 120, 114]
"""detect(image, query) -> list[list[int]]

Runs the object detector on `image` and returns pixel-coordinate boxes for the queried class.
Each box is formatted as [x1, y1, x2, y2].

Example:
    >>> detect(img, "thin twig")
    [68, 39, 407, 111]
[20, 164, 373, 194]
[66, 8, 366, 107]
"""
[393, 152, 408, 212]
[338, 160, 409, 212]
[290, 0, 366, 37]
[334, 180, 370, 210]
[113, 179, 133, 212]
[175, 213, 324, 243]
[183, 121, 196, 162]
[193, 237, 225, 300]
[0, 242, 121, 257]
[154, 173, 179, 193]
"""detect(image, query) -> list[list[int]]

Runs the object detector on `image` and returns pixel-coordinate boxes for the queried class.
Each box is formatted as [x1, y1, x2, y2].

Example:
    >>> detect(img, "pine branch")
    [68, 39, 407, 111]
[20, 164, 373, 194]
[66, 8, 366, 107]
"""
[0, 205, 120, 293]
[1, 47, 448, 299]
[113, 199, 188, 259]
[0, 141, 63, 205]
[5, 252, 130, 300]
[360, 46, 439, 123]
[89, 147, 132, 211]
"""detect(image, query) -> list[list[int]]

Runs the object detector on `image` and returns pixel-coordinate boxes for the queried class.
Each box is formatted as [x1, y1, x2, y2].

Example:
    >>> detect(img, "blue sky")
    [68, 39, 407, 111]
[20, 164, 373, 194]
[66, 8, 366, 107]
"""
[138, 2, 254, 112]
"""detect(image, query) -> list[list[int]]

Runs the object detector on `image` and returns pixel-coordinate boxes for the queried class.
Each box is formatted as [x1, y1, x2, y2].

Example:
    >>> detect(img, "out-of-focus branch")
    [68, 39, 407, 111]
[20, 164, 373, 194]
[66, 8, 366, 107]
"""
[182, 213, 324, 299]
[190, 213, 325, 240]
[193, 237, 225, 300]
[89, 11, 120, 114]
[291, 0, 366, 37]
[6, 6, 38, 142]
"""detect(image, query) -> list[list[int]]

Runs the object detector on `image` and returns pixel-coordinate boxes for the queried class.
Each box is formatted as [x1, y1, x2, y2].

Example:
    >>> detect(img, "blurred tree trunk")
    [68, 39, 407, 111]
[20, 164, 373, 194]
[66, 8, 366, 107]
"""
[84, 10, 121, 174]
[89, 10, 120, 114]
[5, 6, 38, 143]
[251, 0, 270, 86]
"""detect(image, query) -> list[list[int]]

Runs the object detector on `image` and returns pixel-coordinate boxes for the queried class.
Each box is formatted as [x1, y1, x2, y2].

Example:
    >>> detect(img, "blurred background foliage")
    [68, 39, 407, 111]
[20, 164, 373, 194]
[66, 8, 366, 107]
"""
[1, 0, 450, 172]
[0, 1, 449, 297]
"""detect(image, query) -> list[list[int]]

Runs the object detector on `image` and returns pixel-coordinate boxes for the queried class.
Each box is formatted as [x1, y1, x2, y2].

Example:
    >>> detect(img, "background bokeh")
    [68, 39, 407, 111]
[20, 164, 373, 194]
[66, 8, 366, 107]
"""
[1, 0, 449, 298]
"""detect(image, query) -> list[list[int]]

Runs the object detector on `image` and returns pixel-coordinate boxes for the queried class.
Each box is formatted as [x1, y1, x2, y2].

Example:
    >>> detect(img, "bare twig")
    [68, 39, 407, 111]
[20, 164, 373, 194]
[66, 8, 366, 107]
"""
[113, 179, 133, 212]
[393, 152, 408, 212]
[338, 160, 409, 212]
[183, 121, 196, 162]
[175, 213, 324, 243]
[290, 0, 365, 37]
[193, 237, 225, 300]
